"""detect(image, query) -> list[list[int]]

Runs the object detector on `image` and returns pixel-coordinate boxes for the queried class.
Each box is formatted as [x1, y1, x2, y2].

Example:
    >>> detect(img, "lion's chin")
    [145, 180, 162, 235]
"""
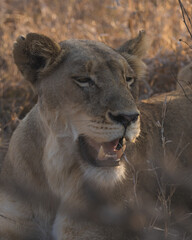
[78, 136, 127, 168]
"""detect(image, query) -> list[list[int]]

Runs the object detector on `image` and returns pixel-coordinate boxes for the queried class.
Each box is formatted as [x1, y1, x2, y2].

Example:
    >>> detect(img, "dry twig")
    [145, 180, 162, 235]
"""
[178, 0, 192, 44]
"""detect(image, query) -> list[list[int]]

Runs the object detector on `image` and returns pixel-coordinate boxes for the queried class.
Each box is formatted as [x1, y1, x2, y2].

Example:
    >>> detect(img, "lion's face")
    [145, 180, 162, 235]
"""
[13, 32, 148, 187]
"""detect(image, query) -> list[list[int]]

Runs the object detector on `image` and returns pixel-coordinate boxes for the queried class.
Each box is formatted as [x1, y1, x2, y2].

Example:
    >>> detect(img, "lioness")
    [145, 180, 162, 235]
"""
[0, 31, 192, 240]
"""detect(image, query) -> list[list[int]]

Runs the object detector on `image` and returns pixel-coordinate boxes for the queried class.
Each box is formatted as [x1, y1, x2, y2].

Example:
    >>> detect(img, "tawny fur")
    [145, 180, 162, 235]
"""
[0, 32, 192, 240]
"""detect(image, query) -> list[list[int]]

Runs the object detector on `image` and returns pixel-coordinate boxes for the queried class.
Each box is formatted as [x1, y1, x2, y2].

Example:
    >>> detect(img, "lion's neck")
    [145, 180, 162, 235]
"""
[37, 107, 82, 203]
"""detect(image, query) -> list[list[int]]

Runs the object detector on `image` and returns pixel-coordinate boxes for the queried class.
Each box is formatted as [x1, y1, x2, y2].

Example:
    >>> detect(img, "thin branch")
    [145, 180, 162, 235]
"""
[171, 72, 192, 104]
[178, 0, 192, 39]
[179, 39, 192, 50]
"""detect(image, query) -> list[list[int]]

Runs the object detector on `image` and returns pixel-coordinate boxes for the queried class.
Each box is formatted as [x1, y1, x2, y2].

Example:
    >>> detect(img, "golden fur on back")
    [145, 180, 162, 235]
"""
[0, 32, 192, 240]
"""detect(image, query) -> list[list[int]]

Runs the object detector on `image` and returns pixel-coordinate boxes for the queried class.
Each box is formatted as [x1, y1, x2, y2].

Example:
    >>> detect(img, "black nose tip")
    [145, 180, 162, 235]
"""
[108, 112, 139, 128]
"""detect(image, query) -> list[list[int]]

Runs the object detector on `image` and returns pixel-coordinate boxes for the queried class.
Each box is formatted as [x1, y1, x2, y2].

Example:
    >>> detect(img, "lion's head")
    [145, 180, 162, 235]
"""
[13, 31, 149, 188]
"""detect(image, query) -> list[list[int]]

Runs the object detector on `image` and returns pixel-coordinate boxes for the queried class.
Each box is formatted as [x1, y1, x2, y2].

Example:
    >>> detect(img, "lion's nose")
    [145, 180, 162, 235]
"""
[108, 111, 139, 128]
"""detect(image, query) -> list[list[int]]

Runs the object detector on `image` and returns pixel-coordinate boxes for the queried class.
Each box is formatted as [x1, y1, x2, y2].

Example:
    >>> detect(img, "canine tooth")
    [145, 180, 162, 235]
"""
[117, 144, 126, 159]
[98, 146, 105, 160]
[122, 144, 126, 152]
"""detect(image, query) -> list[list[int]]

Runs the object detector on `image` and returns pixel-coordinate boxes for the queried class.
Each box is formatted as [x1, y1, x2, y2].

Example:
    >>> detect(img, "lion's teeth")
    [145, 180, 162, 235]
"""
[117, 144, 126, 159]
[98, 144, 123, 161]
[98, 146, 106, 160]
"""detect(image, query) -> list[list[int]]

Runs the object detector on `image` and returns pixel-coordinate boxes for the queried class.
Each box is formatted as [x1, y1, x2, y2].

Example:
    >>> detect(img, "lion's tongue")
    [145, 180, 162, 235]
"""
[97, 139, 125, 161]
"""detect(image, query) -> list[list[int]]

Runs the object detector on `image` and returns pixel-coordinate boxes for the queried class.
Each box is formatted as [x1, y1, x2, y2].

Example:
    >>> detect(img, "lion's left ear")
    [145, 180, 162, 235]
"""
[117, 30, 150, 79]
[13, 33, 66, 84]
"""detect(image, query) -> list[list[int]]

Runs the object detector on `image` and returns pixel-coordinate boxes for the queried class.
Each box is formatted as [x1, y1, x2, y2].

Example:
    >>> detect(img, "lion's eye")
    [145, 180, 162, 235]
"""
[126, 76, 135, 88]
[73, 77, 93, 88]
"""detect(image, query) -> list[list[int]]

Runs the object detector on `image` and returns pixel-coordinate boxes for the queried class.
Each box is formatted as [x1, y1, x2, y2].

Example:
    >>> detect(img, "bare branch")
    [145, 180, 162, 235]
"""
[179, 39, 192, 50]
[178, 0, 192, 39]
[171, 71, 192, 104]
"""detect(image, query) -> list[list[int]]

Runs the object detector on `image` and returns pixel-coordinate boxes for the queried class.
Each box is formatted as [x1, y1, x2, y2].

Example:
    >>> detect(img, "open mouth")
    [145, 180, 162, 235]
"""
[78, 136, 126, 167]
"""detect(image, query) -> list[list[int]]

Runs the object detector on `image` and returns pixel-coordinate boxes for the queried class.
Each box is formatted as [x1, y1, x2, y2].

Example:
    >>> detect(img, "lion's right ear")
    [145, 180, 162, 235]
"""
[117, 30, 150, 80]
[117, 30, 149, 58]
[13, 33, 65, 84]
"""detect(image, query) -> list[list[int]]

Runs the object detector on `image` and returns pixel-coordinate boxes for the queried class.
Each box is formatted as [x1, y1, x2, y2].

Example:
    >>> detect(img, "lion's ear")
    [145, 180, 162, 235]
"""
[13, 33, 64, 84]
[117, 30, 149, 58]
[117, 30, 150, 79]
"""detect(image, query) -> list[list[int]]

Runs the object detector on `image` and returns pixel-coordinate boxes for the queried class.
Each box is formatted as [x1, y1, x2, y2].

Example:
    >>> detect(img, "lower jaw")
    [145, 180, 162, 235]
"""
[81, 158, 126, 189]
[90, 158, 121, 167]
[78, 136, 123, 168]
